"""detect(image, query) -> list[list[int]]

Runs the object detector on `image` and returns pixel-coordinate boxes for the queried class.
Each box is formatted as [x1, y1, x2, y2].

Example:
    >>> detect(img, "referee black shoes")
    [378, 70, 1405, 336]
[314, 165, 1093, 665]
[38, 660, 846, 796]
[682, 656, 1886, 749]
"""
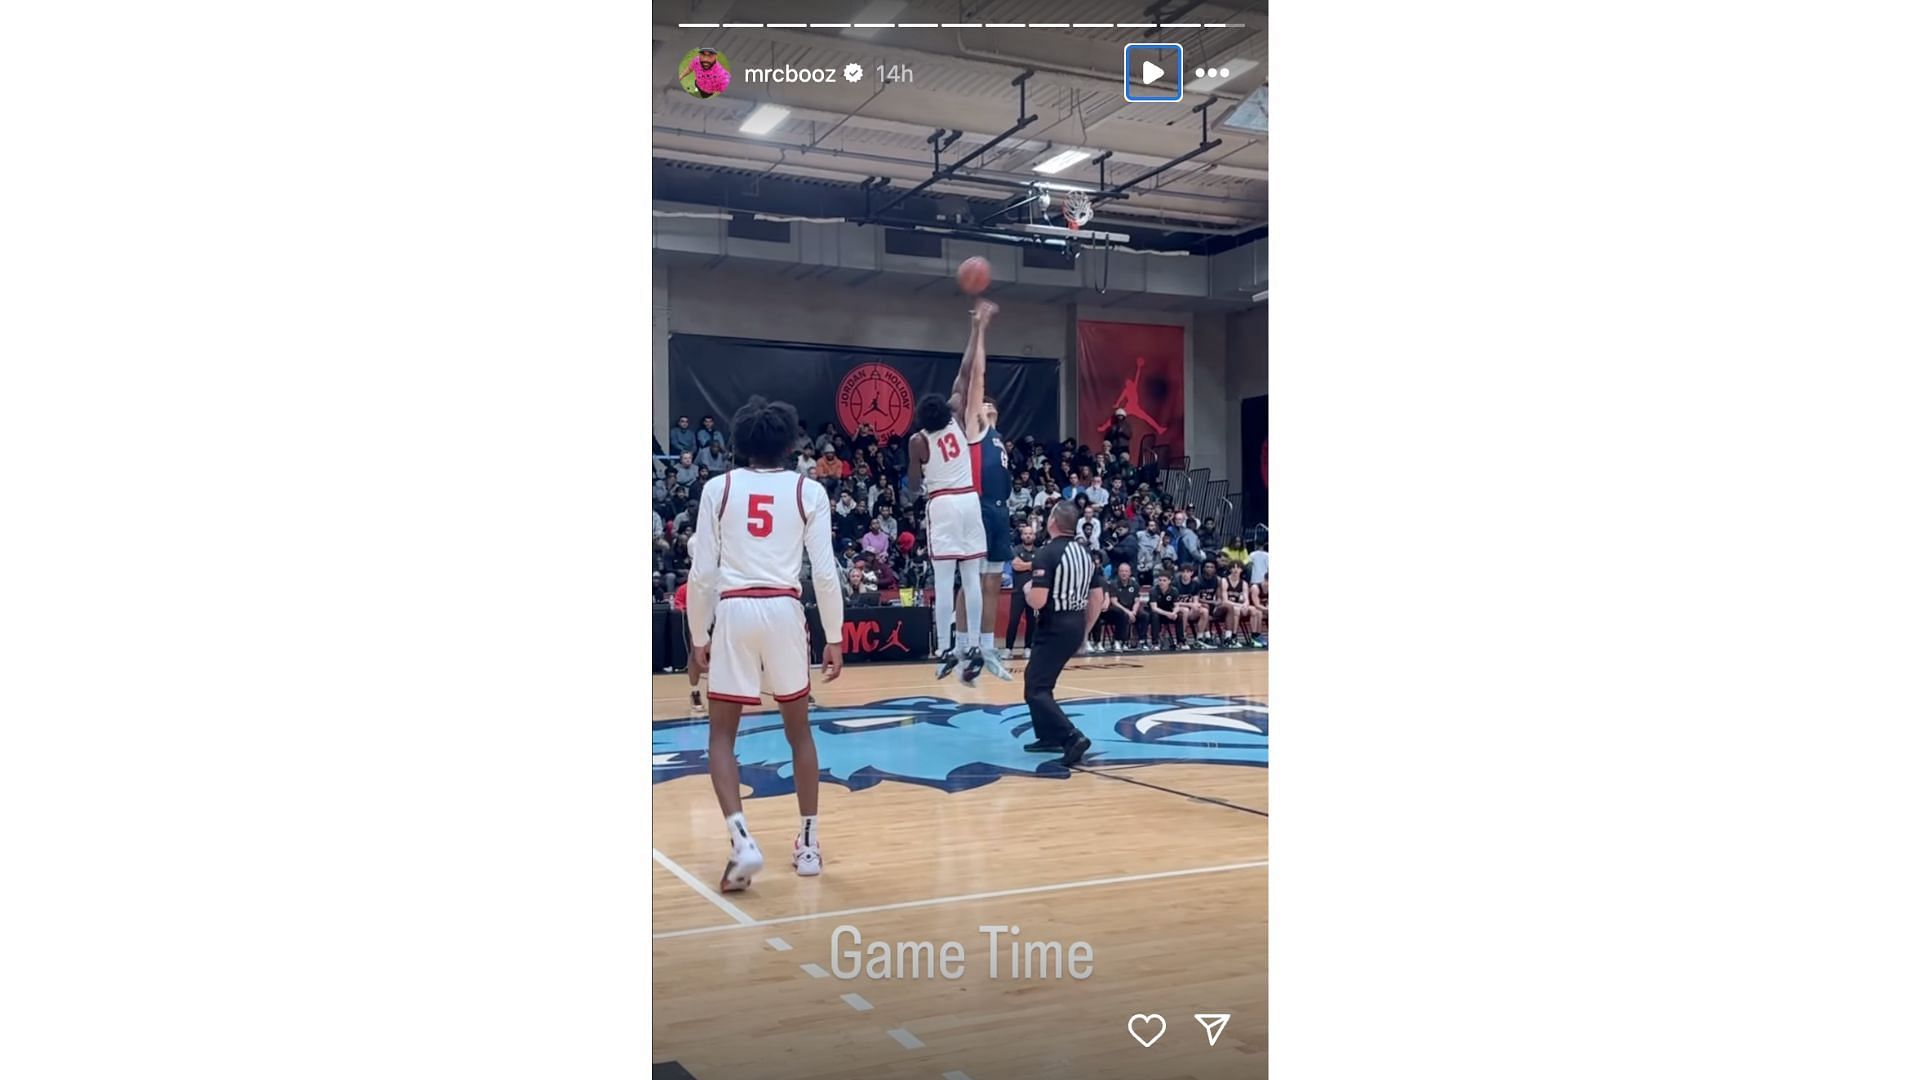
[1060, 732, 1092, 767]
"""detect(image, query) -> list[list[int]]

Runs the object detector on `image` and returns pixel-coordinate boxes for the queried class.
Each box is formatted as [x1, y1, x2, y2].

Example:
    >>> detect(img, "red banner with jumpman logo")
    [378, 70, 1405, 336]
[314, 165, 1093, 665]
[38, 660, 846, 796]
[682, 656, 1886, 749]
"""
[1075, 320, 1185, 464]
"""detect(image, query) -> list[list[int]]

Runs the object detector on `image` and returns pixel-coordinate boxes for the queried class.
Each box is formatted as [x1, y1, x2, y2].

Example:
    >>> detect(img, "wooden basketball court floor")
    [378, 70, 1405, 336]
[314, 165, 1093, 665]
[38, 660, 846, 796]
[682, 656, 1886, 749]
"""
[652, 651, 1268, 1080]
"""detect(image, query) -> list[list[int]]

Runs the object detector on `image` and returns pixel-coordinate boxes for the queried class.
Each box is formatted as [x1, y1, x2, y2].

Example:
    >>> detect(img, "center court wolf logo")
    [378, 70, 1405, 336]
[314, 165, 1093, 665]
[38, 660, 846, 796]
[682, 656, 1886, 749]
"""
[652, 695, 1267, 797]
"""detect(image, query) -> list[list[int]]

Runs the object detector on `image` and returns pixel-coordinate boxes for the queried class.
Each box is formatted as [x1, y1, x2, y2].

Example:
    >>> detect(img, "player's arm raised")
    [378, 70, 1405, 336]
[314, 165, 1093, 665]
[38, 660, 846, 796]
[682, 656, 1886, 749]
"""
[951, 300, 994, 438]
[685, 482, 723, 667]
[801, 478, 846, 681]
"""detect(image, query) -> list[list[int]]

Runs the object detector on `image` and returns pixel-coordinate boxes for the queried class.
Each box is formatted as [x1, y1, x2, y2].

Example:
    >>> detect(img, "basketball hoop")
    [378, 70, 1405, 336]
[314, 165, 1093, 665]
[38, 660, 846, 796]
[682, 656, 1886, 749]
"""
[1062, 189, 1093, 231]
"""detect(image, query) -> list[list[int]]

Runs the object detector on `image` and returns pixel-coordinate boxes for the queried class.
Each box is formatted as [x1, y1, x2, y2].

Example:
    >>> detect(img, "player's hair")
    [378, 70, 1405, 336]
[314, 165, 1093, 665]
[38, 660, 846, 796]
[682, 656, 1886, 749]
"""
[914, 393, 952, 434]
[730, 395, 800, 467]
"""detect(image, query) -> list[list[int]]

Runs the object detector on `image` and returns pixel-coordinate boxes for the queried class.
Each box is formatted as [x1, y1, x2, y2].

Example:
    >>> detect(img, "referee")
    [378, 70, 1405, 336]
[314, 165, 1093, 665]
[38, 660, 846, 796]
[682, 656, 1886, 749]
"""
[1020, 500, 1103, 765]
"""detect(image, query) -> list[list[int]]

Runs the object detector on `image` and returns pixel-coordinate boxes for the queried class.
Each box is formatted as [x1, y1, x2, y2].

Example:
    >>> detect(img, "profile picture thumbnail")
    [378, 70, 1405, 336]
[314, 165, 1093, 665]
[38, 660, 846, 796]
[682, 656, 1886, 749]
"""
[679, 47, 731, 98]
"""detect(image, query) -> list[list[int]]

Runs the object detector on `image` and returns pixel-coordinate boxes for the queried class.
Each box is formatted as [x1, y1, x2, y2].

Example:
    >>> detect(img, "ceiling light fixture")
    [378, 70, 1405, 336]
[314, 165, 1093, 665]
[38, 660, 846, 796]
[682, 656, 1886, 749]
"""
[738, 103, 791, 135]
[1031, 149, 1091, 175]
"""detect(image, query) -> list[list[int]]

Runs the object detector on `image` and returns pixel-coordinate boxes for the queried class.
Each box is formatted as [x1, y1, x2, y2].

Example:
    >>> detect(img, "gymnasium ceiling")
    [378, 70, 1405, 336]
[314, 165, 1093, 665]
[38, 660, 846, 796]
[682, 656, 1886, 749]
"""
[652, 1, 1269, 253]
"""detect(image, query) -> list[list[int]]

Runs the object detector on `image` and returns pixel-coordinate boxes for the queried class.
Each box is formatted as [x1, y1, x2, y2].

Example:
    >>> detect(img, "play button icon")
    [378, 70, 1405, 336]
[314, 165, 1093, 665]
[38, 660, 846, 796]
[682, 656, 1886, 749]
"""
[1123, 43, 1183, 102]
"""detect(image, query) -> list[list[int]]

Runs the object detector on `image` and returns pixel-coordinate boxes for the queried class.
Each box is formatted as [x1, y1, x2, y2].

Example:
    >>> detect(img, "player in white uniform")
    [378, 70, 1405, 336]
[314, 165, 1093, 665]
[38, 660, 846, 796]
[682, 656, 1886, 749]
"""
[687, 396, 845, 892]
[908, 298, 1012, 684]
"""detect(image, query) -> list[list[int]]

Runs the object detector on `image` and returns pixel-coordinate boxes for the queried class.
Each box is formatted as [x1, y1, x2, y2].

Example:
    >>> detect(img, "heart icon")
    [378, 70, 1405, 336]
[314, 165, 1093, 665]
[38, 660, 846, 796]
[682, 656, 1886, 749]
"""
[1127, 1013, 1167, 1048]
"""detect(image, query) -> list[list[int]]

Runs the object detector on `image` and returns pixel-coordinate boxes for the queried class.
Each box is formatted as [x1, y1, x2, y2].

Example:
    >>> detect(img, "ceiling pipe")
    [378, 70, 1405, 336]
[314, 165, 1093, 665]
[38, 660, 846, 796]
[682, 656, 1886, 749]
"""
[658, 126, 1235, 204]
[653, 144, 1257, 231]
[863, 70, 1039, 223]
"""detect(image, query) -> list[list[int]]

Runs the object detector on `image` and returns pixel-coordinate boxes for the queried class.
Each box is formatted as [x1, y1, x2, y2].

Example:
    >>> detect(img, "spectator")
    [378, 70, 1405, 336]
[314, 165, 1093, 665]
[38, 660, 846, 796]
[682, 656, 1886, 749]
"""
[1134, 520, 1163, 571]
[1087, 474, 1110, 508]
[860, 521, 891, 562]
[1101, 408, 1131, 458]
[695, 439, 729, 474]
[796, 445, 817, 475]
[813, 426, 836, 455]
[833, 488, 862, 541]
[875, 505, 898, 541]
[848, 558, 880, 603]
[1248, 538, 1269, 589]
[1199, 516, 1219, 550]
[669, 415, 696, 456]
[1009, 476, 1033, 514]
[1079, 505, 1102, 549]
[1146, 570, 1185, 650]
[878, 433, 906, 479]
[652, 509, 664, 540]
[1095, 562, 1143, 652]
[1172, 512, 1204, 566]
[816, 447, 846, 485]
[1107, 520, 1139, 572]
[1222, 535, 1250, 569]
[673, 451, 697, 488]
[696, 415, 724, 451]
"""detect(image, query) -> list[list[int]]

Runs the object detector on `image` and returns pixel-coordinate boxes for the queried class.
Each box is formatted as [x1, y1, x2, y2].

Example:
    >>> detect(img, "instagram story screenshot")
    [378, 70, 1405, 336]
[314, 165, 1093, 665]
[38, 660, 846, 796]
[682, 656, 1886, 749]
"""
[651, 3, 1269, 1077]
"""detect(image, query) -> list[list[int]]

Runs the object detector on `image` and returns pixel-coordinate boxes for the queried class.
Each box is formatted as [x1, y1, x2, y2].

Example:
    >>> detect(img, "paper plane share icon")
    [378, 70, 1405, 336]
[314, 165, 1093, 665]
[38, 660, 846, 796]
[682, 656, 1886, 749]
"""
[1194, 1013, 1231, 1046]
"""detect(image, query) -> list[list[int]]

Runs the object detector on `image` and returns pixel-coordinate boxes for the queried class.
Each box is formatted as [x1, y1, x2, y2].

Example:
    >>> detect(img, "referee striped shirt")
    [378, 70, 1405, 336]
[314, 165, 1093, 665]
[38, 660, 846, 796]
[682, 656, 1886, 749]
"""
[1029, 536, 1099, 624]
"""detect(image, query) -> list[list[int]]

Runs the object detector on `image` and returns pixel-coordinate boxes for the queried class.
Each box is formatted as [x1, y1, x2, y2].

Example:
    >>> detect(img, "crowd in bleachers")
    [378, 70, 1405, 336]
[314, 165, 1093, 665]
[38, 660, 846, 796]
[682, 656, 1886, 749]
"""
[653, 408, 1267, 653]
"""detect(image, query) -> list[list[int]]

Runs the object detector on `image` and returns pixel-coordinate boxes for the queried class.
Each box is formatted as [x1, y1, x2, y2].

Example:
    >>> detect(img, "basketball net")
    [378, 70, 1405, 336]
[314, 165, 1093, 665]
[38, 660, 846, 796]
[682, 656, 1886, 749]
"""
[1063, 189, 1093, 231]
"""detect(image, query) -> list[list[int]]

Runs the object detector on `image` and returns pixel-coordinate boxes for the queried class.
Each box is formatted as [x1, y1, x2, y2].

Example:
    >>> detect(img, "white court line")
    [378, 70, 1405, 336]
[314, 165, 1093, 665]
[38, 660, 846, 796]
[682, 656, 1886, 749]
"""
[652, 847, 757, 927]
[841, 992, 874, 1012]
[945, 1072, 974, 1080]
[653, 860, 1268, 939]
[887, 1027, 925, 1049]
[765, 936, 792, 951]
[800, 962, 829, 978]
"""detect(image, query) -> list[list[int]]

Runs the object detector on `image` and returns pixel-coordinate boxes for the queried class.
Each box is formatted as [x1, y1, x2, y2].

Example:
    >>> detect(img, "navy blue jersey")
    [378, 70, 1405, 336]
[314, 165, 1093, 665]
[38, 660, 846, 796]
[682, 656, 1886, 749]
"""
[971, 426, 1012, 505]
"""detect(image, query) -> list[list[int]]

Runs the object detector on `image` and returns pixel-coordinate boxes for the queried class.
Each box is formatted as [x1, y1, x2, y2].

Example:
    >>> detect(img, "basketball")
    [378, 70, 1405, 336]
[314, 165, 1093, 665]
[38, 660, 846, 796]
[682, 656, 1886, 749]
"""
[956, 256, 991, 295]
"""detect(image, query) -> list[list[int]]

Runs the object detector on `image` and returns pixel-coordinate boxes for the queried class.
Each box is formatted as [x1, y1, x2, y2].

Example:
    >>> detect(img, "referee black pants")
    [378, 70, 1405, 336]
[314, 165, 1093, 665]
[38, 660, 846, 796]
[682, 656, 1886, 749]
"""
[1023, 624, 1082, 745]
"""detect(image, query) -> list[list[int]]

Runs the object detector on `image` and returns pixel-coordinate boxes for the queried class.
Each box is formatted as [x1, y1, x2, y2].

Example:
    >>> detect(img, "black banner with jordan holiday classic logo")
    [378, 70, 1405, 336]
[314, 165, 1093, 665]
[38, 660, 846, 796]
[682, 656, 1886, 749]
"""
[667, 335, 1061, 445]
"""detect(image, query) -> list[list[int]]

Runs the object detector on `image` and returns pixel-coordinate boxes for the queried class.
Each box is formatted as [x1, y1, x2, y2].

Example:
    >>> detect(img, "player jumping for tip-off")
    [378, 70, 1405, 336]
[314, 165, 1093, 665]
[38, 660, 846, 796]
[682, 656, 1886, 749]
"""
[908, 299, 1012, 685]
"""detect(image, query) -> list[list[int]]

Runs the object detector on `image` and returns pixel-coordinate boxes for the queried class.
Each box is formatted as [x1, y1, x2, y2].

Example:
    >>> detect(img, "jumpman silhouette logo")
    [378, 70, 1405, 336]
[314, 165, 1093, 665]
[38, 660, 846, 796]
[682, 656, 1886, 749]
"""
[880, 621, 909, 653]
[1113, 356, 1167, 436]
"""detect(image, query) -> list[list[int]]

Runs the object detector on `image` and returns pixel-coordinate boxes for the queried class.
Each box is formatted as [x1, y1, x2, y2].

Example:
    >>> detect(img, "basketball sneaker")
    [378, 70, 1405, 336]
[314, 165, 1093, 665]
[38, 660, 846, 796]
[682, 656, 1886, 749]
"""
[793, 839, 822, 877]
[718, 836, 764, 893]
[961, 647, 985, 685]
[981, 648, 1013, 681]
[690, 688, 706, 718]
[935, 649, 960, 680]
